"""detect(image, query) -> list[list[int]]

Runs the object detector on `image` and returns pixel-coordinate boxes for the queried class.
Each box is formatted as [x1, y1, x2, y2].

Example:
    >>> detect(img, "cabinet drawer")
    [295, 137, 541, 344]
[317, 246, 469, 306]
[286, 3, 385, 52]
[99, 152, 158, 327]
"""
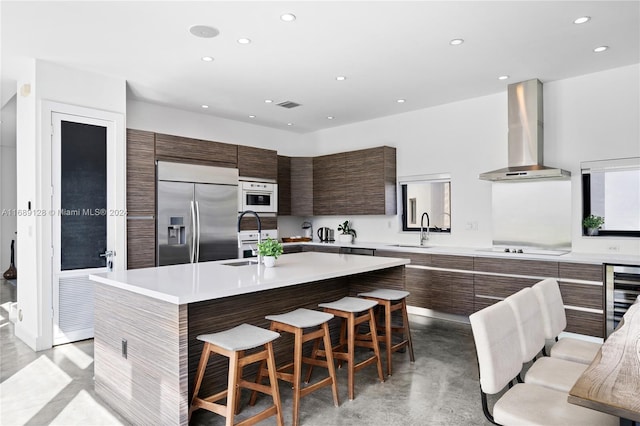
[565, 309, 604, 338]
[239, 216, 277, 231]
[474, 257, 558, 277]
[558, 281, 603, 310]
[377, 250, 430, 267]
[474, 274, 540, 299]
[559, 262, 603, 282]
[432, 254, 474, 271]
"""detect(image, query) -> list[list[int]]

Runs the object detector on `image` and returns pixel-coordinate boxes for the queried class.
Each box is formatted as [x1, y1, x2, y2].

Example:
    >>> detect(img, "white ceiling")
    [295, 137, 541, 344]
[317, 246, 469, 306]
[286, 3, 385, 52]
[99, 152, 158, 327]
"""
[2, 1, 638, 134]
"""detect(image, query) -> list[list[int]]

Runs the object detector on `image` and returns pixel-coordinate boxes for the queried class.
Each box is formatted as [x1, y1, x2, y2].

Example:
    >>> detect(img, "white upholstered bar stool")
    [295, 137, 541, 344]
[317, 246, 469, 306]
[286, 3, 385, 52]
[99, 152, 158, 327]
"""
[505, 288, 587, 392]
[469, 301, 618, 426]
[357, 289, 415, 376]
[315, 296, 385, 400]
[532, 278, 602, 364]
[189, 323, 284, 426]
[250, 308, 339, 426]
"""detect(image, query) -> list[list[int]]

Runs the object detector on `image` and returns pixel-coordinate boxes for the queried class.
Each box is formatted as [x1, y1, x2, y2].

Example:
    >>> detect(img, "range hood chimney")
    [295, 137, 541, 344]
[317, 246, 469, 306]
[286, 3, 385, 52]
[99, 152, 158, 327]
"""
[479, 79, 570, 181]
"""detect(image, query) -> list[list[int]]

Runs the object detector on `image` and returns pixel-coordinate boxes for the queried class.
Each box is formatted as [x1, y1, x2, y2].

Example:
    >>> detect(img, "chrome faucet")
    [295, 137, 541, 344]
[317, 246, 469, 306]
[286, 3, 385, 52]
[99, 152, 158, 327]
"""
[420, 212, 430, 246]
[238, 210, 262, 264]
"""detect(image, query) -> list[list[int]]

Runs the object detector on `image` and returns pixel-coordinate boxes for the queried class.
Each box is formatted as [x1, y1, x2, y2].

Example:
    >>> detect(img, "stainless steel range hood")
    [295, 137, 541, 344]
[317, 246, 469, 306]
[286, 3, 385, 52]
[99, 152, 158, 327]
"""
[479, 79, 570, 181]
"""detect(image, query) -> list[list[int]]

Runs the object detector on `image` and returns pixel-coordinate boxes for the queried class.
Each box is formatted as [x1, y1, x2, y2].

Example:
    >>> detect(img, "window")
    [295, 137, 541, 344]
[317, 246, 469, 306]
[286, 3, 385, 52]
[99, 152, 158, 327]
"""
[581, 157, 640, 237]
[400, 174, 451, 232]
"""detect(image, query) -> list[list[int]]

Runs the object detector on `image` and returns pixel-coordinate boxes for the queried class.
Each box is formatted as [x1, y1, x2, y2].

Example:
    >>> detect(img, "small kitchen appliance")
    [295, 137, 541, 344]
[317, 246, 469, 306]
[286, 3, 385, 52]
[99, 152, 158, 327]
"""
[301, 221, 313, 239]
[317, 227, 334, 242]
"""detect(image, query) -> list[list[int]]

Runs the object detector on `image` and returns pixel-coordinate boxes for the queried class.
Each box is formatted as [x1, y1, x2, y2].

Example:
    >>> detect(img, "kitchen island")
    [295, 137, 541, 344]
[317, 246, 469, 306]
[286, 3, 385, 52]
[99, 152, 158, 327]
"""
[89, 252, 409, 425]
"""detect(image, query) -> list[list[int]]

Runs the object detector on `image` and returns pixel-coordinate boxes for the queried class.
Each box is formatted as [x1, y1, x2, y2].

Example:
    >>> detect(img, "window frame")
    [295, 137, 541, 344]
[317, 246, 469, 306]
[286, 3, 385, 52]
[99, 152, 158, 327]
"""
[399, 173, 452, 233]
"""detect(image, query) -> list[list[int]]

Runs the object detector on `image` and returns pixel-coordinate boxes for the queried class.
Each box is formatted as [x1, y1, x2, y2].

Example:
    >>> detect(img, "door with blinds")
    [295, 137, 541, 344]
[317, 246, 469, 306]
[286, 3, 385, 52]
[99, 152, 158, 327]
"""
[51, 112, 116, 345]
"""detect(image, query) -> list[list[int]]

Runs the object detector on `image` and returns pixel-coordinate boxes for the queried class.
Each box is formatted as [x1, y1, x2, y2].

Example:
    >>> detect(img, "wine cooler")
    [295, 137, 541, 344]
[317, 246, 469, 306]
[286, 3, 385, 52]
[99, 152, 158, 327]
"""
[605, 264, 640, 337]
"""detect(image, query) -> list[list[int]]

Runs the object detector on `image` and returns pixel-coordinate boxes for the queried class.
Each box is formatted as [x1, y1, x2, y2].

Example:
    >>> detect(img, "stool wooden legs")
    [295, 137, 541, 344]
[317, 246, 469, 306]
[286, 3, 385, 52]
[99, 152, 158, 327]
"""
[318, 307, 385, 401]
[251, 321, 339, 426]
[373, 297, 415, 376]
[189, 341, 283, 426]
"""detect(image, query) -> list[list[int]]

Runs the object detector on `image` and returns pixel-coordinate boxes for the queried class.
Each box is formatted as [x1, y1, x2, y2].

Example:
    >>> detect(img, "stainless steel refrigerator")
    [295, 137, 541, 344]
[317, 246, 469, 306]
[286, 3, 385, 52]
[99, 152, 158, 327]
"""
[157, 161, 238, 266]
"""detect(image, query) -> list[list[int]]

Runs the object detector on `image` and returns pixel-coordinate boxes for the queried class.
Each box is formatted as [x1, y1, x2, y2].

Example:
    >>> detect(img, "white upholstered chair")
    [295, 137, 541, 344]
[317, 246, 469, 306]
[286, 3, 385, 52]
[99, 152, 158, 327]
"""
[505, 288, 587, 392]
[532, 278, 602, 364]
[469, 300, 618, 426]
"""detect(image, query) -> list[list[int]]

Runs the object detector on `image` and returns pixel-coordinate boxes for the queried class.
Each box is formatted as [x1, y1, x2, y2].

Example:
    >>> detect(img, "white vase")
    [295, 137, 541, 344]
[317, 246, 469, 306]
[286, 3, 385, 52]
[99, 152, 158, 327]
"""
[586, 228, 599, 236]
[263, 256, 276, 267]
[337, 234, 353, 244]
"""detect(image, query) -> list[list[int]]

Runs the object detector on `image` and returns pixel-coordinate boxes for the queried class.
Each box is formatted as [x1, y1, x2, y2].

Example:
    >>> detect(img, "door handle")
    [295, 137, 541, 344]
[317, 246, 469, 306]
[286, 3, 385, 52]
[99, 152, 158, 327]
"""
[190, 201, 196, 263]
[100, 250, 114, 271]
[195, 201, 201, 263]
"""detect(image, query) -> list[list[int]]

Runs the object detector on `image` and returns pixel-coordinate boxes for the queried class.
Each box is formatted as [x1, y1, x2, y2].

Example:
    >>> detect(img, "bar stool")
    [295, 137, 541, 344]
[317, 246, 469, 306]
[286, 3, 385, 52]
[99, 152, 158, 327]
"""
[315, 296, 385, 400]
[358, 289, 415, 376]
[189, 323, 284, 426]
[250, 308, 339, 426]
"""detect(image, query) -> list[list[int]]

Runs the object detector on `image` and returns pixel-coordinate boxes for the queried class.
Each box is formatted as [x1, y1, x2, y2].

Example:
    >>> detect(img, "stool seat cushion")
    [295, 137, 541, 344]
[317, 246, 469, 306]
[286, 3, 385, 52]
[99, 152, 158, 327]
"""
[197, 323, 280, 351]
[319, 296, 378, 313]
[266, 308, 334, 328]
[358, 289, 410, 301]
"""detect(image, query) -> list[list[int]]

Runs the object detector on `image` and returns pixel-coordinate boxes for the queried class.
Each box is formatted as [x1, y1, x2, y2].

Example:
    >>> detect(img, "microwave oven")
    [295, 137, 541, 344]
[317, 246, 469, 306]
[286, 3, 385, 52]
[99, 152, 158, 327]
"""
[239, 181, 278, 213]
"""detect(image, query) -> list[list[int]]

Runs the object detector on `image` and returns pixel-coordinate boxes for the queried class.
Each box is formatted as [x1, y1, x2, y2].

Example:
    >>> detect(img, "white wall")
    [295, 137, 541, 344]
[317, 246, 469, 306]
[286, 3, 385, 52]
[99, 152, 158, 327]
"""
[127, 100, 311, 156]
[1, 95, 17, 272]
[15, 60, 126, 350]
[302, 65, 640, 255]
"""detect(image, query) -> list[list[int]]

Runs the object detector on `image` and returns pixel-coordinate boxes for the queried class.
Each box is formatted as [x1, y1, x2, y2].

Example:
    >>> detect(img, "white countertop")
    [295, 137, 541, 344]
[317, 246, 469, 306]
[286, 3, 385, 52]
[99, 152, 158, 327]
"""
[294, 241, 640, 265]
[89, 252, 410, 305]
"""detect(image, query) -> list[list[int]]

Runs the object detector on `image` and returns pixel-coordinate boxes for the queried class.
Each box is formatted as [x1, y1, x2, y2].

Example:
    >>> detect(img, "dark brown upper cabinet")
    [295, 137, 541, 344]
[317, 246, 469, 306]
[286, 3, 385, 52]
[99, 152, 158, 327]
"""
[278, 156, 314, 216]
[155, 133, 238, 167]
[313, 146, 396, 216]
[238, 145, 277, 181]
[126, 129, 156, 216]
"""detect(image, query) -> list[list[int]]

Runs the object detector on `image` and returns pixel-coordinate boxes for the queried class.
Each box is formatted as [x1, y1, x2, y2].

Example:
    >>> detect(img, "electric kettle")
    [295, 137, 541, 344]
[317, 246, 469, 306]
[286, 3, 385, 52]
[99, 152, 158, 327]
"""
[317, 227, 334, 242]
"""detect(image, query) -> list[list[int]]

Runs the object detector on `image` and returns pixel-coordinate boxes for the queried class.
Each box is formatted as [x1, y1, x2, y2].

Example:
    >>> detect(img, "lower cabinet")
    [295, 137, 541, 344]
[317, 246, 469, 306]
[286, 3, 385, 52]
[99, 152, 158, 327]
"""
[302, 245, 340, 254]
[404, 267, 474, 316]
[127, 218, 155, 269]
[283, 245, 303, 254]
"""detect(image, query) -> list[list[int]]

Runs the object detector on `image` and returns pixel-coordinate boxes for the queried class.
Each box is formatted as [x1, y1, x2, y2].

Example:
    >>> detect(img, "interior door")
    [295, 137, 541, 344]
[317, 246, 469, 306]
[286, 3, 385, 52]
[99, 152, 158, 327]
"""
[52, 112, 115, 345]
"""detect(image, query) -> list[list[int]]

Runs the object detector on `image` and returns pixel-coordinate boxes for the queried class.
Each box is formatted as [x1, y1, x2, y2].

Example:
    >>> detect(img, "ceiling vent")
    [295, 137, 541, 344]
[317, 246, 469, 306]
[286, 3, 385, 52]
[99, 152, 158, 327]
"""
[276, 101, 301, 109]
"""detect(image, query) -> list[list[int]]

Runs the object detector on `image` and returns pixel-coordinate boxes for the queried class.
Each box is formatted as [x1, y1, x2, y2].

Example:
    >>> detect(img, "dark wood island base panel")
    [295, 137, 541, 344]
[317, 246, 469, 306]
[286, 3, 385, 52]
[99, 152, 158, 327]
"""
[94, 265, 405, 425]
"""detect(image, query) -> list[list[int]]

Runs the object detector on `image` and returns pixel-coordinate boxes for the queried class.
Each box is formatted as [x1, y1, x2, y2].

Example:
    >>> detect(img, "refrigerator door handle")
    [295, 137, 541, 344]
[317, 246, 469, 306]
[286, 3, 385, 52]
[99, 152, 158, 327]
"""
[195, 201, 201, 263]
[190, 201, 196, 263]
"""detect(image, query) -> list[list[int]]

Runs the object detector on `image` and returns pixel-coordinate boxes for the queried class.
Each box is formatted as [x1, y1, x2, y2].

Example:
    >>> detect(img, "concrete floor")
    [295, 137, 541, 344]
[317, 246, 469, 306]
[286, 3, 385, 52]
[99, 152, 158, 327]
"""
[1, 278, 490, 425]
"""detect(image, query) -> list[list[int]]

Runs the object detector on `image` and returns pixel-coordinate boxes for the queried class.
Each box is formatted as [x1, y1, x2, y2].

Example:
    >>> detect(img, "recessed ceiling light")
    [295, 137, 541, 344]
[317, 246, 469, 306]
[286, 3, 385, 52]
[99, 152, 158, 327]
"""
[201, 56, 214, 62]
[281, 13, 296, 22]
[574, 16, 591, 24]
[265, 99, 273, 103]
[237, 38, 251, 44]
[397, 99, 406, 103]
[498, 75, 509, 80]
[327, 116, 334, 120]
[449, 38, 464, 46]
[336, 76, 346, 81]
[593, 46, 608, 53]
[189, 25, 220, 38]
[201, 105, 209, 109]
[287, 123, 293, 126]
[248, 115, 256, 118]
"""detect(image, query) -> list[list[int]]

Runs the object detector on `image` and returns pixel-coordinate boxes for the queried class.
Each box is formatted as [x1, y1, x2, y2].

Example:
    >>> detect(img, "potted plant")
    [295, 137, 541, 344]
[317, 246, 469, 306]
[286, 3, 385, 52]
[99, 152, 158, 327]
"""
[256, 237, 283, 267]
[583, 214, 604, 236]
[337, 220, 357, 244]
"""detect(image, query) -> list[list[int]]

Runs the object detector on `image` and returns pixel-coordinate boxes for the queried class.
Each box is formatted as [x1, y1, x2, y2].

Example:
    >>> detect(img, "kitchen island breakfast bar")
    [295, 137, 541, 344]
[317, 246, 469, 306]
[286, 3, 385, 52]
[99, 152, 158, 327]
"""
[89, 252, 409, 425]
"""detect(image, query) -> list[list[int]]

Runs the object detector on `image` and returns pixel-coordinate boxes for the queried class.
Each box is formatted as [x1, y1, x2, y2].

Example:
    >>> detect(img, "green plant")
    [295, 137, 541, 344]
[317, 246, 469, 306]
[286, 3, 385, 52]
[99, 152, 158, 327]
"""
[337, 220, 357, 237]
[582, 214, 605, 229]
[256, 237, 283, 259]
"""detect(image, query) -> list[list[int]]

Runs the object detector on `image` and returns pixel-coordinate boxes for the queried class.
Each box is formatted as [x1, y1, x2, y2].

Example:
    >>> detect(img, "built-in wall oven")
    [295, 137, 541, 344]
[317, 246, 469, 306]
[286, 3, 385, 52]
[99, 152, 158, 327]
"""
[605, 264, 640, 336]
[238, 230, 279, 259]
[239, 181, 278, 213]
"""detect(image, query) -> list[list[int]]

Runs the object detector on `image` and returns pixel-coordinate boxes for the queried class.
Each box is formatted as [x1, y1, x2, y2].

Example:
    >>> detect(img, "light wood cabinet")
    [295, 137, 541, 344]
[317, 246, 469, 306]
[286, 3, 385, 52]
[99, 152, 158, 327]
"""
[155, 133, 237, 166]
[126, 129, 155, 215]
[238, 145, 277, 181]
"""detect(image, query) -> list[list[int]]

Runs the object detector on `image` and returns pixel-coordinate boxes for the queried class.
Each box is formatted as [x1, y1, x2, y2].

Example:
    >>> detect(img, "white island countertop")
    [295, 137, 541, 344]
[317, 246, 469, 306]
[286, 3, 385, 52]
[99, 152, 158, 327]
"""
[90, 252, 410, 305]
